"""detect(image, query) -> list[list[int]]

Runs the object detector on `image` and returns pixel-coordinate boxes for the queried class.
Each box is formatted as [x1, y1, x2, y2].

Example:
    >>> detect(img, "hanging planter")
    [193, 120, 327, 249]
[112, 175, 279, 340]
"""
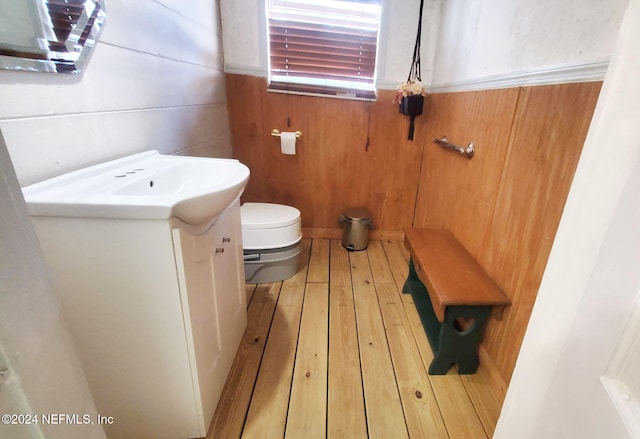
[394, 0, 426, 141]
[397, 91, 424, 141]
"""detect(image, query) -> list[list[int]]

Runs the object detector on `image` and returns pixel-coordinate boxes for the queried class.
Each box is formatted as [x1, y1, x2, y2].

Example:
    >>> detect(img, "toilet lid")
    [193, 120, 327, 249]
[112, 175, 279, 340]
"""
[241, 203, 301, 229]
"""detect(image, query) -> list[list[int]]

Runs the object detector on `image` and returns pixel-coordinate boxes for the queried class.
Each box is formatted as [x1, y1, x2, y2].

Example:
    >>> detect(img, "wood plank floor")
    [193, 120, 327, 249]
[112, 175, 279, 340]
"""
[208, 239, 501, 438]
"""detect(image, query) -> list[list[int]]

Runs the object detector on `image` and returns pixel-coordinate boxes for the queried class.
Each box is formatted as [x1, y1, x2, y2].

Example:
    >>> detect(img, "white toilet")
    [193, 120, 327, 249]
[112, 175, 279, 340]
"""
[240, 202, 302, 283]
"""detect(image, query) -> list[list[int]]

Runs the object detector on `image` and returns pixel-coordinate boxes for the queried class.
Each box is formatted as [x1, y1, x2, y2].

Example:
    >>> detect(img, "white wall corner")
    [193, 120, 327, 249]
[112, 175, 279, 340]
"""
[220, 0, 266, 78]
[223, 62, 267, 77]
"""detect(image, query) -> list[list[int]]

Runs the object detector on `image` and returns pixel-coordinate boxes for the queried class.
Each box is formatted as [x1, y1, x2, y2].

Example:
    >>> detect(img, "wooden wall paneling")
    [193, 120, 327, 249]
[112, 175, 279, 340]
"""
[226, 74, 266, 201]
[365, 90, 424, 231]
[302, 94, 369, 229]
[413, 88, 521, 258]
[306, 93, 404, 230]
[228, 74, 423, 233]
[257, 90, 303, 207]
[480, 82, 602, 385]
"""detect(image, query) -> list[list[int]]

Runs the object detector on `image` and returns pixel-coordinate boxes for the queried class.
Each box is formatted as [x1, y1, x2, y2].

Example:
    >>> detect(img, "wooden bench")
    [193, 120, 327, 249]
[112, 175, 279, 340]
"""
[402, 228, 510, 375]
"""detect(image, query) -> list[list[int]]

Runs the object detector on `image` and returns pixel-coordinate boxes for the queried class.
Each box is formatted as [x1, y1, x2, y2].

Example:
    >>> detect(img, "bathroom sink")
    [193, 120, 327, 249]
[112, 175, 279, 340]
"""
[22, 151, 250, 226]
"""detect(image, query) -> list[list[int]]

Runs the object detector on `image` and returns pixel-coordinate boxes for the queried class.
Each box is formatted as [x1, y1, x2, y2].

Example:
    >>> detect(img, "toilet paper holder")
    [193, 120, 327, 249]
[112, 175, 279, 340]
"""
[272, 129, 302, 138]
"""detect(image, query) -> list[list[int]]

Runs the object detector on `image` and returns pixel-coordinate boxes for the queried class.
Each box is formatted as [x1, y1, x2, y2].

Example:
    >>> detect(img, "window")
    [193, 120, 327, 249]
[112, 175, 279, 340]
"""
[266, 0, 382, 99]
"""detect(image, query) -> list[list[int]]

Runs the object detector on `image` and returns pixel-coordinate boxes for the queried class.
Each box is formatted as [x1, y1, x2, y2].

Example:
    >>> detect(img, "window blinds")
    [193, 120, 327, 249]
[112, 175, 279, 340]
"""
[267, 0, 382, 98]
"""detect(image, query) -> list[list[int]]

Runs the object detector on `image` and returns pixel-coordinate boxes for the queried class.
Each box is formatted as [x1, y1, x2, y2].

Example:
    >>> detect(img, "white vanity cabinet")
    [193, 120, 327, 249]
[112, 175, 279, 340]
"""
[172, 199, 247, 427]
[30, 199, 246, 439]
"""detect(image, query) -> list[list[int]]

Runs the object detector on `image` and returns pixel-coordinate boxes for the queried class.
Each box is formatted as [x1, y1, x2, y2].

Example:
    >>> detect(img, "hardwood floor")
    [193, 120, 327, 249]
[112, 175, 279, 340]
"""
[208, 239, 501, 438]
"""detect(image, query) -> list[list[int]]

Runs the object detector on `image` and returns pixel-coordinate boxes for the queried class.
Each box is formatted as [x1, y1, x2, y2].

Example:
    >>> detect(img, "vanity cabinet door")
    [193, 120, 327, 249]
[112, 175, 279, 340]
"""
[172, 224, 223, 435]
[212, 200, 247, 352]
[172, 199, 247, 435]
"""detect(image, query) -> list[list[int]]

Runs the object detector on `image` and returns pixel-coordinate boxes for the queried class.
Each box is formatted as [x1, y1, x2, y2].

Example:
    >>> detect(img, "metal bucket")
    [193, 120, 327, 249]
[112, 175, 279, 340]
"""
[339, 208, 372, 251]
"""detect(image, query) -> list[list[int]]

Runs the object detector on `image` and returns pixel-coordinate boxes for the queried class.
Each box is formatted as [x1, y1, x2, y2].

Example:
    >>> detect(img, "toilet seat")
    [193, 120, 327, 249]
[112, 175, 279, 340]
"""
[241, 202, 302, 250]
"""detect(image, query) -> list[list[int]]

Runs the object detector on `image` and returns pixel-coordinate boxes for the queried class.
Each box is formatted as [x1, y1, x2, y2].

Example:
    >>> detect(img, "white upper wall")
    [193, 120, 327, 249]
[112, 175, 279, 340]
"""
[220, 0, 443, 90]
[220, 0, 628, 91]
[0, 0, 231, 186]
[432, 0, 628, 88]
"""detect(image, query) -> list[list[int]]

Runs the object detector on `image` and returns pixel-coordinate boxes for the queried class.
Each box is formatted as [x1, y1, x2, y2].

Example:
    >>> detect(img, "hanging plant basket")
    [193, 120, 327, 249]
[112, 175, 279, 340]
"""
[396, 0, 426, 142]
[398, 94, 423, 141]
[399, 94, 423, 117]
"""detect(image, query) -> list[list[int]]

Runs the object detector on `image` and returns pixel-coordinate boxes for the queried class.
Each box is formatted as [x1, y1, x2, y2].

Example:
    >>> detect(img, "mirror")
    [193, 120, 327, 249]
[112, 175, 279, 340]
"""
[0, 0, 106, 74]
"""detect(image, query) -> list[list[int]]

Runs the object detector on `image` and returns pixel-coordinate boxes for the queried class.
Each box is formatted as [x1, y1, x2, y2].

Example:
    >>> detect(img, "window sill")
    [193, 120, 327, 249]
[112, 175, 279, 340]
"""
[267, 82, 377, 102]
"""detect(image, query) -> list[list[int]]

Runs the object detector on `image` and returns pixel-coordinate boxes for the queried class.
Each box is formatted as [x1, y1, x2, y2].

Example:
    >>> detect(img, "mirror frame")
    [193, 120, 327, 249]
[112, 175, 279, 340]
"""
[0, 0, 106, 74]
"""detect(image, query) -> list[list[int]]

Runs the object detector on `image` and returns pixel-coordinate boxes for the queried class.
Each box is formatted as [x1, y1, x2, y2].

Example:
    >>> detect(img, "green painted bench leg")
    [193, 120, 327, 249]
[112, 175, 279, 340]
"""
[402, 257, 421, 295]
[402, 258, 442, 352]
[429, 305, 492, 375]
[402, 257, 493, 375]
